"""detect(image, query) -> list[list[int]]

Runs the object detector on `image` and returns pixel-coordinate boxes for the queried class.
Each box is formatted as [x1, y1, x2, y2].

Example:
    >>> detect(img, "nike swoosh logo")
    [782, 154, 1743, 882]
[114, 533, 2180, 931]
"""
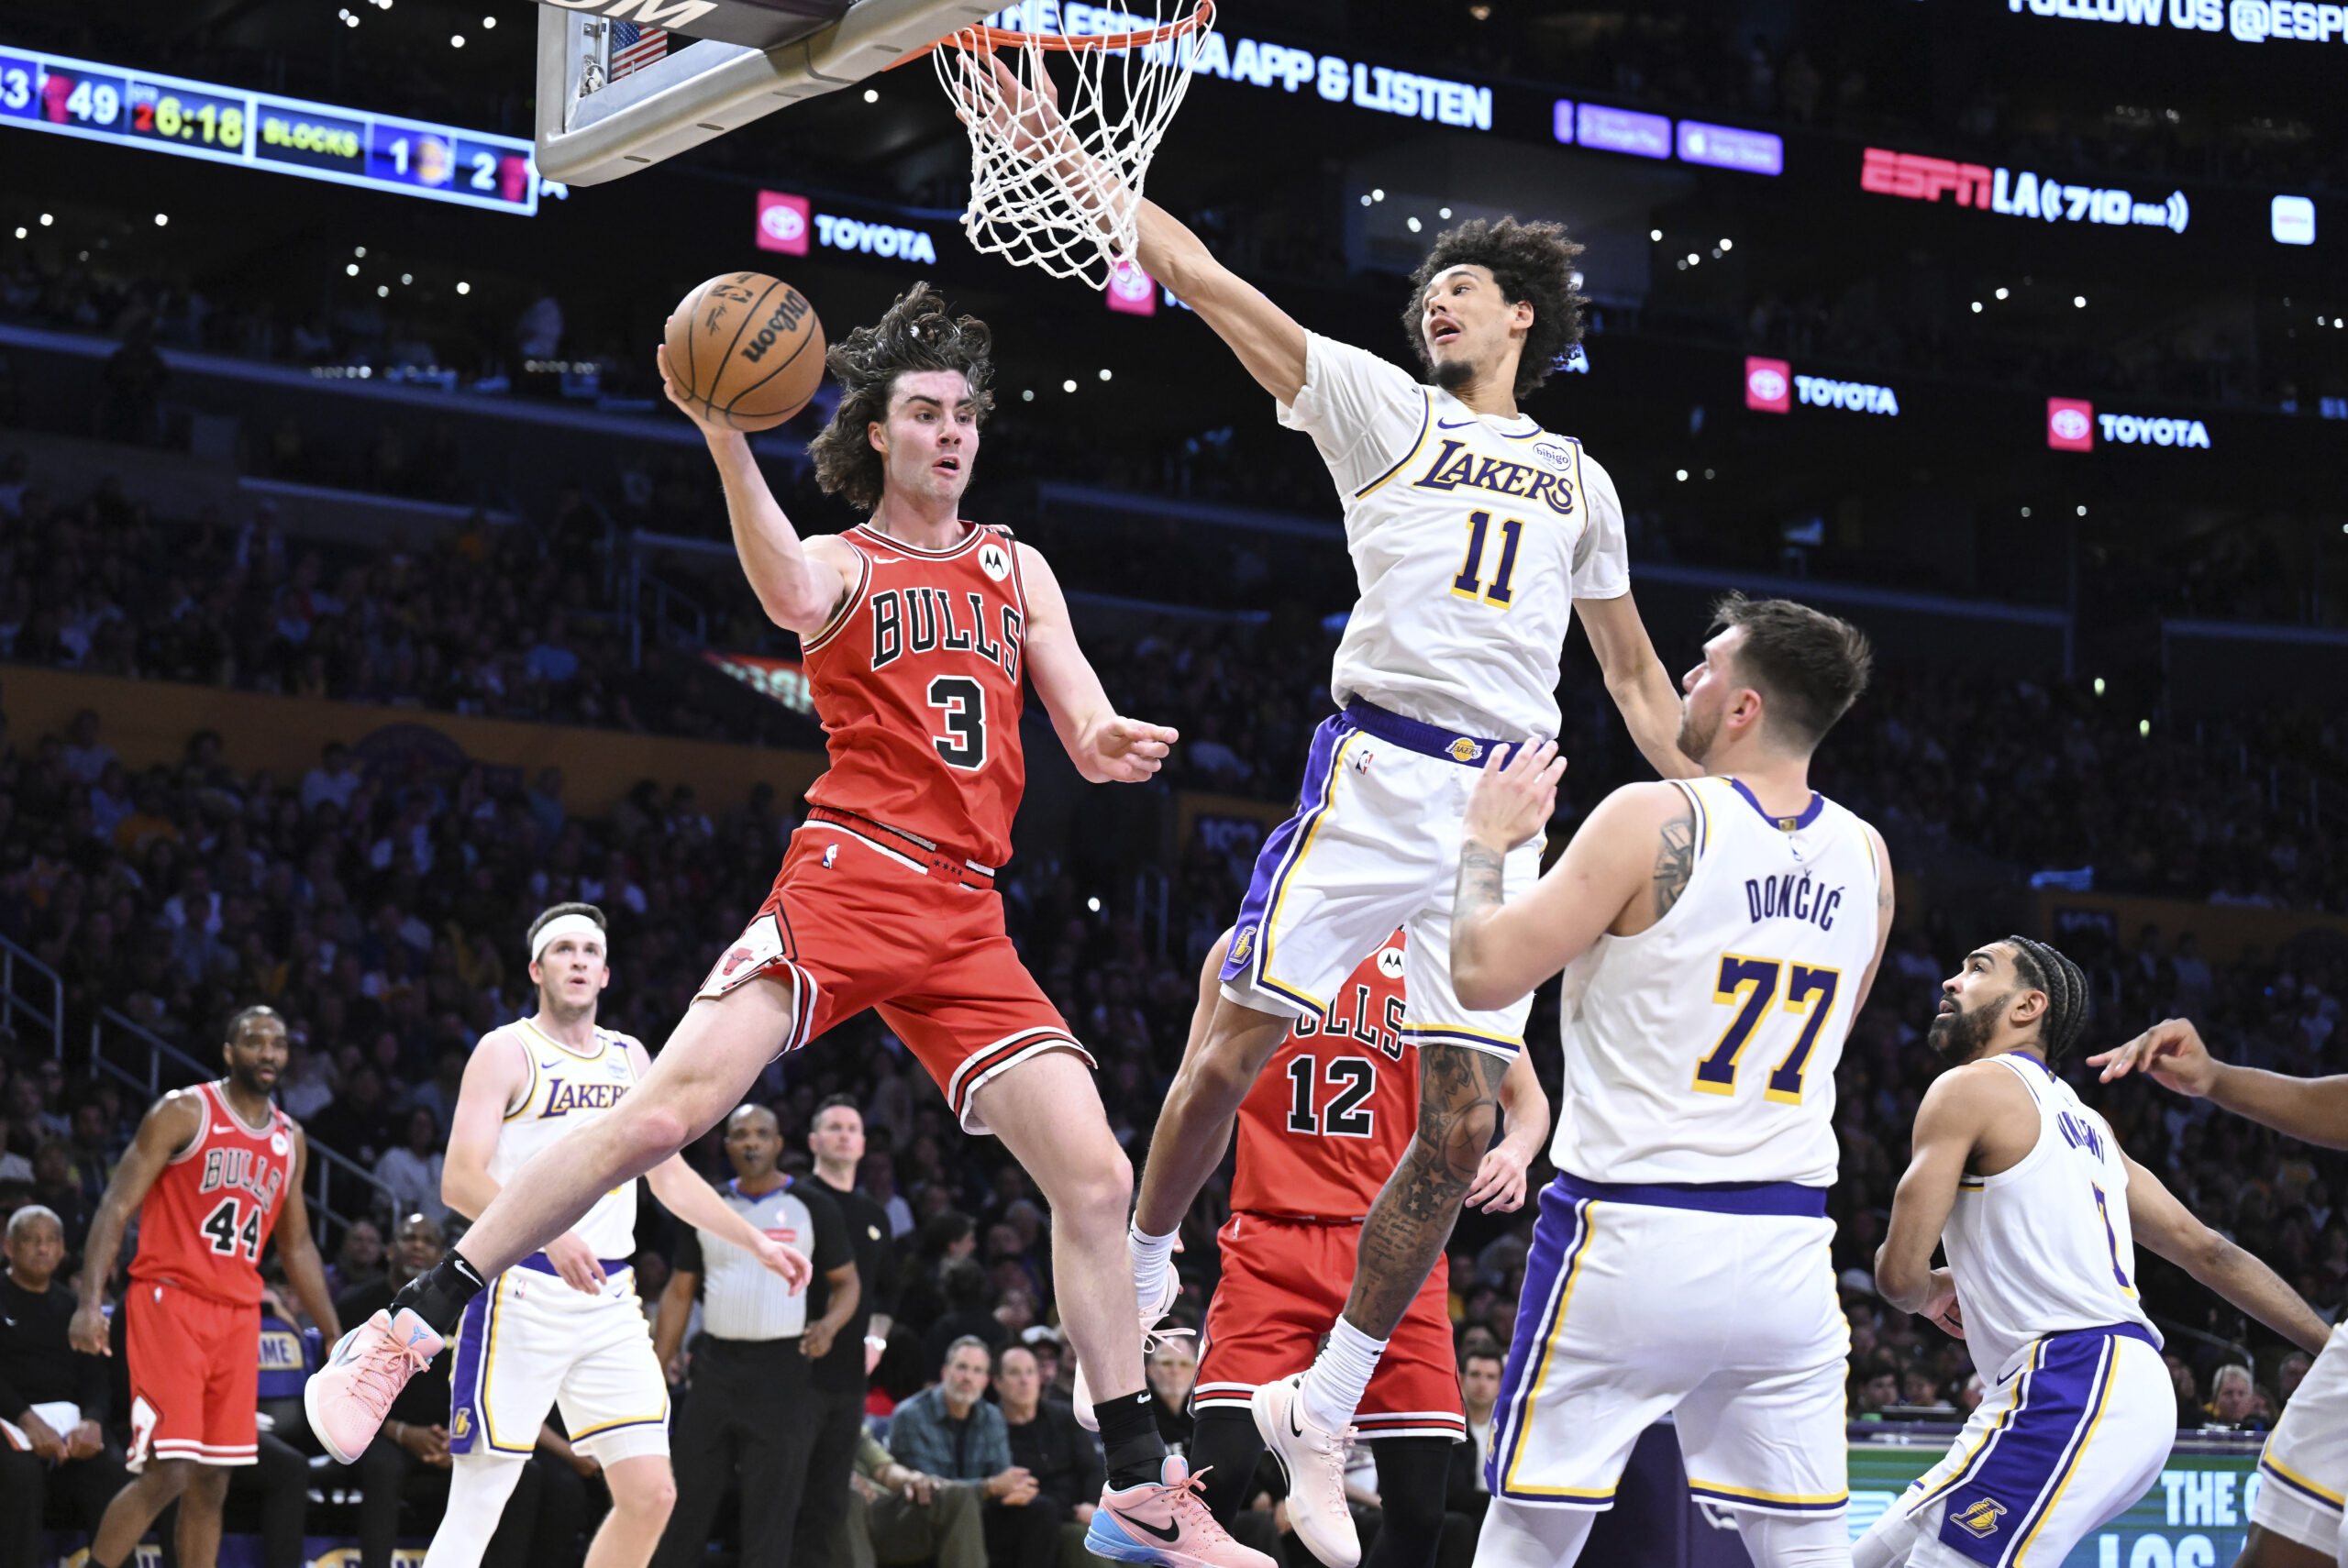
[1290, 1404, 1306, 1440]
[870, 555, 903, 564]
[213, 1125, 235, 1133]
[1435, 419, 1481, 429]
[1124, 1513, 1184, 1544]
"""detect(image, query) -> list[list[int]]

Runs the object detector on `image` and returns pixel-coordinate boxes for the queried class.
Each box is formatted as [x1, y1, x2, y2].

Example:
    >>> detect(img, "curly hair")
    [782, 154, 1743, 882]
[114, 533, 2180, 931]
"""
[1401, 217, 1588, 399]
[808, 283, 997, 512]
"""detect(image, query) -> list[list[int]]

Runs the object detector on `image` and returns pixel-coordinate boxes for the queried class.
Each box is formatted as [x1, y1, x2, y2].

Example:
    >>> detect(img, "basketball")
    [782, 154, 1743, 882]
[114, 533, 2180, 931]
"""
[663, 271, 826, 432]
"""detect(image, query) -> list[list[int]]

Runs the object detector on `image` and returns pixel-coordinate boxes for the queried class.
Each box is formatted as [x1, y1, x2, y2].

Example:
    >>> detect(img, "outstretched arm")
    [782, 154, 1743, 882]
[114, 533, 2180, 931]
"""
[72, 1090, 202, 1353]
[2125, 1152, 2330, 1354]
[657, 343, 858, 634]
[2092, 1018, 2348, 1150]
[968, 57, 1306, 403]
[1576, 593, 1700, 780]
[1133, 203, 1309, 405]
[642, 1157, 813, 1294]
[1015, 544, 1178, 784]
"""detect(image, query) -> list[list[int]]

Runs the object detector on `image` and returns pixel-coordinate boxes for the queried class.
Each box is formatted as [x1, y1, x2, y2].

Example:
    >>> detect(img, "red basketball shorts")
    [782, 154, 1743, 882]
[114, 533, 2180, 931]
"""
[126, 1278, 260, 1469]
[1196, 1212, 1465, 1441]
[700, 816, 1088, 1134]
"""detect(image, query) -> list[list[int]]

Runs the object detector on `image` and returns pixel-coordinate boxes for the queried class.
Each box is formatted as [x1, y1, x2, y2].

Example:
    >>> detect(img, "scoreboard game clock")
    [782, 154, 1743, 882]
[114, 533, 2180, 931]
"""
[0, 45, 541, 214]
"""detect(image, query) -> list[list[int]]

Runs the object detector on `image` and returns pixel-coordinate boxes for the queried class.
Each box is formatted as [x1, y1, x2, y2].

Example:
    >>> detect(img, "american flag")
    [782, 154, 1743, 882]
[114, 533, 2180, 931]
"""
[609, 20, 669, 81]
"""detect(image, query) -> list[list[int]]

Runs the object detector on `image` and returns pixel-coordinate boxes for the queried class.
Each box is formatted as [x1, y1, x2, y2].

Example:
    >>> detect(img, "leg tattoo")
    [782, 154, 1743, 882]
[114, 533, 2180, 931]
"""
[1343, 1044, 1506, 1337]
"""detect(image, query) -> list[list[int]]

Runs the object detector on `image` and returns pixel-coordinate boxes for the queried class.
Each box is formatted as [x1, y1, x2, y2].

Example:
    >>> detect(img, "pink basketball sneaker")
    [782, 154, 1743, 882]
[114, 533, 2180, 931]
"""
[305, 1308, 443, 1464]
[1086, 1454, 1277, 1568]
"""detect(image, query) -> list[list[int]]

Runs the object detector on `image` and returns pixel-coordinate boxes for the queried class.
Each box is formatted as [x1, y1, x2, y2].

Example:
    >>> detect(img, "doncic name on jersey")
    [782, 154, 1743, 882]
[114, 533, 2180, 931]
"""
[1744, 868, 1847, 932]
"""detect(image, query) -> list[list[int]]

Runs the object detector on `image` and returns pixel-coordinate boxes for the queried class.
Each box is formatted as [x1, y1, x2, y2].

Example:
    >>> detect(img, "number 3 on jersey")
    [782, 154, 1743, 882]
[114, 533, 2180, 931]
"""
[200, 1197, 264, 1262]
[1691, 954, 1842, 1104]
[928, 676, 986, 769]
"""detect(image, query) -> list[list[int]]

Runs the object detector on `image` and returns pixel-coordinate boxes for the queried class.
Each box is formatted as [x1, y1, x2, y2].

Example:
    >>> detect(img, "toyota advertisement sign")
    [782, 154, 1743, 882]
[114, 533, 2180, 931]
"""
[1744, 357, 1792, 414]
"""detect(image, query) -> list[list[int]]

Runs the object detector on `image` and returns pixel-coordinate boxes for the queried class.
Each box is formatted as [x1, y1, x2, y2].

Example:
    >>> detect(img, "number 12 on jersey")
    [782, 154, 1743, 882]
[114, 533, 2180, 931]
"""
[1691, 954, 1842, 1104]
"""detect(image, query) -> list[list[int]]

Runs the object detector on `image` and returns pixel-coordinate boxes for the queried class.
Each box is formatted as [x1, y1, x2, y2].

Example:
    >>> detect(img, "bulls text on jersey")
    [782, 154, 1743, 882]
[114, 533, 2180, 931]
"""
[869, 589, 1023, 682]
[197, 1145, 286, 1209]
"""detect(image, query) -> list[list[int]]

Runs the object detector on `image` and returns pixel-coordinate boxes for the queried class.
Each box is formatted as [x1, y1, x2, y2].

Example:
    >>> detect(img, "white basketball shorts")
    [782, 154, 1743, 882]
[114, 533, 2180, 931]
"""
[1853, 1325, 2172, 1568]
[2250, 1321, 2348, 1552]
[1220, 701, 1542, 1057]
[449, 1252, 670, 1465]
[1486, 1174, 1848, 1518]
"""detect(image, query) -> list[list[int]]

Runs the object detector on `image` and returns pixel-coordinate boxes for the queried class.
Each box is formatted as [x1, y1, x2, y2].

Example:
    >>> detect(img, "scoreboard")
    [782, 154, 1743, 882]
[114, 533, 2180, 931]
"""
[0, 46, 541, 215]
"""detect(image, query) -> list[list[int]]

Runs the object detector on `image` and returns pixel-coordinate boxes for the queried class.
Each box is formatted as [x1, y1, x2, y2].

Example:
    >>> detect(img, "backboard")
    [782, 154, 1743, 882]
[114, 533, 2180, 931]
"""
[535, 0, 998, 186]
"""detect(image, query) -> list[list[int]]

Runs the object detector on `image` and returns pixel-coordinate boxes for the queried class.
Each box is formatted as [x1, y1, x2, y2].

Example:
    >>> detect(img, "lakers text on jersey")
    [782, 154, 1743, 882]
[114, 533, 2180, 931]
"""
[448, 1020, 670, 1466]
[1488, 776, 1886, 1518]
[1856, 1055, 2174, 1568]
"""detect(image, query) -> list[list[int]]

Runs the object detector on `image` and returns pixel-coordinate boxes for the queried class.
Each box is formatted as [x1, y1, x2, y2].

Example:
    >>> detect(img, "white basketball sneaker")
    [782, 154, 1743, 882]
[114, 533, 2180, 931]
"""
[1073, 1265, 1185, 1432]
[1250, 1374, 1360, 1568]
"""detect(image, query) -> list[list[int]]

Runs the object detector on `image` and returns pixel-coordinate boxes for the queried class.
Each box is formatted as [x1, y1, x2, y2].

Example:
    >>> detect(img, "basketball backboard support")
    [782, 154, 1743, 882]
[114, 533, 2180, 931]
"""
[535, 0, 997, 186]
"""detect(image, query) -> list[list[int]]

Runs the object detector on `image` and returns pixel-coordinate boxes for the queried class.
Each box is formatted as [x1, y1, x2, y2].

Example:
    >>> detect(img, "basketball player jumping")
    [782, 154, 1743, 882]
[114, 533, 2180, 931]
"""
[1182, 930, 1548, 1568]
[336, 904, 810, 1568]
[1856, 938, 2325, 1568]
[309, 284, 1268, 1568]
[979, 68, 1699, 1567]
[1450, 596, 1887, 1568]
[69, 1007, 339, 1568]
[2091, 1015, 2348, 1567]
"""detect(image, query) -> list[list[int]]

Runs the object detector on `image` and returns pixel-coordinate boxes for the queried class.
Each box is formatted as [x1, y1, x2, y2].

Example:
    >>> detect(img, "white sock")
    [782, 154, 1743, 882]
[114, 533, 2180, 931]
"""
[1130, 1221, 1179, 1311]
[1298, 1317, 1387, 1431]
[420, 1452, 528, 1568]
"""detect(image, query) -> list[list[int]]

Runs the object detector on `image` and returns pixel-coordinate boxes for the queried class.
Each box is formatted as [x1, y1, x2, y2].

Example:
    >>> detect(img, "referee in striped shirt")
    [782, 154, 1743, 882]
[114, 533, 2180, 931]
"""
[649, 1105, 858, 1568]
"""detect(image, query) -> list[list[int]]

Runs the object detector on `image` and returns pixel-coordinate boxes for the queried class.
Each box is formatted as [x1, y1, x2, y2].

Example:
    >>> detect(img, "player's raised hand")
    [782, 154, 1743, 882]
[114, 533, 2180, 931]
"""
[544, 1231, 608, 1294]
[1465, 1143, 1531, 1212]
[752, 1232, 814, 1295]
[656, 342, 735, 441]
[2088, 1018, 2220, 1096]
[1084, 715, 1180, 783]
[1463, 740, 1566, 851]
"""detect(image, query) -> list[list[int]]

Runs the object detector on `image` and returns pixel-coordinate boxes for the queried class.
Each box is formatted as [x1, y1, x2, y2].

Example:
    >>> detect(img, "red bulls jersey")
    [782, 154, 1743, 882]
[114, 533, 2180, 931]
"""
[802, 523, 1029, 869]
[129, 1082, 295, 1307]
[1230, 933, 1412, 1220]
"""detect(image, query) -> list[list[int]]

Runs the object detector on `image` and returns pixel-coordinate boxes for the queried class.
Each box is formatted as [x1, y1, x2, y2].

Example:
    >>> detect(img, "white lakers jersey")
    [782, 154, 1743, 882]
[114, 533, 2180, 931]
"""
[1943, 1054, 2161, 1383]
[1278, 333, 1631, 740]
[490, 1018, 642, 1259]
[1551, 775, 1883, 1187]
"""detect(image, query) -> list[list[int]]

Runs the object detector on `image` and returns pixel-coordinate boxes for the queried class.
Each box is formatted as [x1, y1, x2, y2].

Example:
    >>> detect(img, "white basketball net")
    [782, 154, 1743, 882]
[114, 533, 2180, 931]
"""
[934, 1, 1213, 290]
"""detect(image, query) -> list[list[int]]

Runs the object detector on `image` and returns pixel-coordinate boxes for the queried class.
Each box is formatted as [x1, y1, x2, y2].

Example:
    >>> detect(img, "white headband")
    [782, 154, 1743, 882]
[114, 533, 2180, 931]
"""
[531, 913, 608, 966]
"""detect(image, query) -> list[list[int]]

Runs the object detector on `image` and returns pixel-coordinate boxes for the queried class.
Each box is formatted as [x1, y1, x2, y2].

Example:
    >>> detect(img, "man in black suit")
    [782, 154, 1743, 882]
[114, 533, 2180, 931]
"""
[0, 1205, 127, 1568]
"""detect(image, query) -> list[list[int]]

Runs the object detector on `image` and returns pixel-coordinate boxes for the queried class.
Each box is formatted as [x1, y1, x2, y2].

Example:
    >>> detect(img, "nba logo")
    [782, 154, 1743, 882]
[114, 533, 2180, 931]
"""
[1744, 357, 1791, 414]
[2046, 397, 2095, 451]
[757, 191, 811, 257]
[1105, 259, 1157, 316]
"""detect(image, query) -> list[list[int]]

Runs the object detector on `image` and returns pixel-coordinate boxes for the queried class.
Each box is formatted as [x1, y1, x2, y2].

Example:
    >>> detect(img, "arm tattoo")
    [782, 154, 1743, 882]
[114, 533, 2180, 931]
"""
[1344, 1044, 1509, 1336]
[1654, 800, 1697, 918]
[1456, 842, 1507, 922]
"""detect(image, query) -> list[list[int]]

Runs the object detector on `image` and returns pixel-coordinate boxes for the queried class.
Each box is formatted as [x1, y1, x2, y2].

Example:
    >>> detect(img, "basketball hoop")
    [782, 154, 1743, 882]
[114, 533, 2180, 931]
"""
[903, 1, 1216, 289]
